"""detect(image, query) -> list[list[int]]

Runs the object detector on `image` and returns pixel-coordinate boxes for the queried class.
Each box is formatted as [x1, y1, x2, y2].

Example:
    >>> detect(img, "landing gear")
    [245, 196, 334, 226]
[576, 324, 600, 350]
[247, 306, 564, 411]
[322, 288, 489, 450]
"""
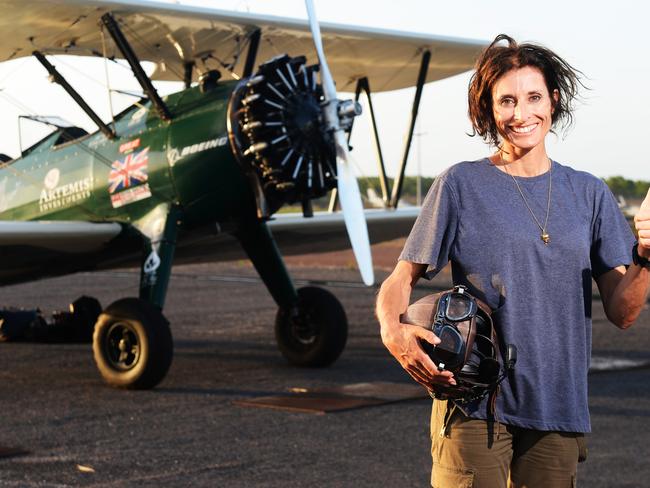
[236, 220, 349, 368]
[275, 286, 347, 367]
[90, 204, 180, 389]
[92, 298, 173, 389]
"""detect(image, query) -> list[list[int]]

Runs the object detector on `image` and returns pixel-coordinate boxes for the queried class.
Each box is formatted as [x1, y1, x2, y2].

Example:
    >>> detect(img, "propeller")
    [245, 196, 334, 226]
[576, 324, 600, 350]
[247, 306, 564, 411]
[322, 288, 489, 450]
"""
[304, 0, 374, 286]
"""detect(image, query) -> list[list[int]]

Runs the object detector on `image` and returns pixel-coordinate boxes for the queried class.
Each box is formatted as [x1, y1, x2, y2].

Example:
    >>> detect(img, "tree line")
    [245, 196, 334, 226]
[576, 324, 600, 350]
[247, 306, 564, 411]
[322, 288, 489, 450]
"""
[358, 176, 434, 203]
[358, 176, 649, 201]
[602, 176, 650, 199]
[292, 175, 649, 212]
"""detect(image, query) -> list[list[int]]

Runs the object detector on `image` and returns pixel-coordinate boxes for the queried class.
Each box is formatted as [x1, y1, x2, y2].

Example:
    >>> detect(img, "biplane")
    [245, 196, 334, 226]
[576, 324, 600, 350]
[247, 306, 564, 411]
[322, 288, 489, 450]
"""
[0, 0, 484, 389]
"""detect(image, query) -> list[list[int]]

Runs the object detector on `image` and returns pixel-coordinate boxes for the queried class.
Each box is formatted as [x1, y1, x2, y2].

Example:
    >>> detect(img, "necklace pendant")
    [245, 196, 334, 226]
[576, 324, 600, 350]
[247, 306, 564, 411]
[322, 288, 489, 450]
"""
[541, 233, 550, 244]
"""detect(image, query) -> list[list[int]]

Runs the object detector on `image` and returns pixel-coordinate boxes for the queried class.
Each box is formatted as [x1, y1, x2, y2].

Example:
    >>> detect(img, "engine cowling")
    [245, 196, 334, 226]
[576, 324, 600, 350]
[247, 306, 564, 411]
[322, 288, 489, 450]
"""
[227, 54, 350, 217]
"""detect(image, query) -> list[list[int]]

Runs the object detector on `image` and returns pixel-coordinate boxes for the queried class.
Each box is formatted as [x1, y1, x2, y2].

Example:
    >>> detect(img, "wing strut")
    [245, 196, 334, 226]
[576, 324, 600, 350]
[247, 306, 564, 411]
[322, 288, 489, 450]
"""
[389, 49, 430, 208]
[328, 76, 390, 212]
[32, 51, 115, 140]
[242, 29, 261, 78]
[354, 77, 390, 206]
[183, 61, 194, 89]
[100, 13, 172, 121]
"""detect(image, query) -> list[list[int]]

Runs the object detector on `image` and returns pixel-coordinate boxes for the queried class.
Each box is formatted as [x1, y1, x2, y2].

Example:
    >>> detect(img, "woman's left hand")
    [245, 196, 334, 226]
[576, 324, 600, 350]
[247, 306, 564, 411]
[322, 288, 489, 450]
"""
[634, 188, 650, 259]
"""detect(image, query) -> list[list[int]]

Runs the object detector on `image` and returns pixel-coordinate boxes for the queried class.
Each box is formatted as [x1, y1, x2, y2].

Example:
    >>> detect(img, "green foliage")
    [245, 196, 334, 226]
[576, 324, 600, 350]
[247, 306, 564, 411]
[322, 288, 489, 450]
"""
[277, 176, 438, 212]
[363, 176, 650, 201]
[603, 176, 650, 198]
[358, 176, 435, 200]
[279, 176, 648, 213]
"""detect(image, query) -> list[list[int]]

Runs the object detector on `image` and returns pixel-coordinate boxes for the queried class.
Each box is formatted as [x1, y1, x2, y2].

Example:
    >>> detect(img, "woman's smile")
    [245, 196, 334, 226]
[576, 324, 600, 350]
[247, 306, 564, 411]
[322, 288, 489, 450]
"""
[509, 122, 539, 134]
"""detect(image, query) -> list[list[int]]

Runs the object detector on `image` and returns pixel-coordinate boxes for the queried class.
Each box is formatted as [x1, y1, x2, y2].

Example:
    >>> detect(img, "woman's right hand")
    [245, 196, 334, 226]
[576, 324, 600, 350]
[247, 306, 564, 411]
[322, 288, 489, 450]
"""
[380, 320, 456, 389]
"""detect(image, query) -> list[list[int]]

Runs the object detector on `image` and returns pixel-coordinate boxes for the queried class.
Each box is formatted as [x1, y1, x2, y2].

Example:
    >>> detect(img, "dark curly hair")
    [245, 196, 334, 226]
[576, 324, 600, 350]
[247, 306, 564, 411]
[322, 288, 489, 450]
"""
[468, 34, 584, 147]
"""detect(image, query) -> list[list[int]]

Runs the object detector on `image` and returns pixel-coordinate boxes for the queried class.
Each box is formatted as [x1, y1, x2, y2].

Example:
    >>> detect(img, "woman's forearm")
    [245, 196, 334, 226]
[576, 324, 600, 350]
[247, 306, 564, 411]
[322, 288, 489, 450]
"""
[602, 264, 650, 329]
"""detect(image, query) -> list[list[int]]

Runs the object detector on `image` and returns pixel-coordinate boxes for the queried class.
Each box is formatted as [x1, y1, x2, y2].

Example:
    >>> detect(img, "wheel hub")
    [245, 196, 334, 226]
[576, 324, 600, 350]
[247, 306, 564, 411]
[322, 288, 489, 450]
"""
[291, 312, 317, 345]
[105, 322, 140, 371]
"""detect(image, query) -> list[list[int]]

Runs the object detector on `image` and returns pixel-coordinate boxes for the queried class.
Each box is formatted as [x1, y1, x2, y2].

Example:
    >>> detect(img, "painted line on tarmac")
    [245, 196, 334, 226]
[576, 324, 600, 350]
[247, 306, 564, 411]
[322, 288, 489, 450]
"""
[590, 356, 650, 373]
[90, 271, 447, 291]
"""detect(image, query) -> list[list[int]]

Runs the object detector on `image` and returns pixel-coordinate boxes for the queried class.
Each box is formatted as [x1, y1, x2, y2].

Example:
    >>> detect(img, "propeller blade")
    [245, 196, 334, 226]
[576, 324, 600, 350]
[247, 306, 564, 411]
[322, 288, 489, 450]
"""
[305, 0, 374, 286]
[304, 0, 336, 100]
[334, 131, 375, 286]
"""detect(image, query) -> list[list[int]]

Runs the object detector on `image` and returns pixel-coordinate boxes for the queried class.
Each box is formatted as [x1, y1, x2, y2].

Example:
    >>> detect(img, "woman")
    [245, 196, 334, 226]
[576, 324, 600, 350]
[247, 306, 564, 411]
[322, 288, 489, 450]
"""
[376, 34, 650, 488]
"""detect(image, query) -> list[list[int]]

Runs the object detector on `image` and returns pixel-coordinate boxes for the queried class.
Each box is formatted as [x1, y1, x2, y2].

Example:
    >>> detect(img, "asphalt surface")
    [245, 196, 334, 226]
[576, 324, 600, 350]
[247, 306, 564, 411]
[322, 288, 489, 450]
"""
[0, 260, 649, 487]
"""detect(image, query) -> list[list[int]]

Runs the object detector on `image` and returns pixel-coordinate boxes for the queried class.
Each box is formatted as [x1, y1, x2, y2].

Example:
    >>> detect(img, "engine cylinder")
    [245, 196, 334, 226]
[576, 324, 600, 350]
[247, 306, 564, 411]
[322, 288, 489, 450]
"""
[227, 55, 338, 215]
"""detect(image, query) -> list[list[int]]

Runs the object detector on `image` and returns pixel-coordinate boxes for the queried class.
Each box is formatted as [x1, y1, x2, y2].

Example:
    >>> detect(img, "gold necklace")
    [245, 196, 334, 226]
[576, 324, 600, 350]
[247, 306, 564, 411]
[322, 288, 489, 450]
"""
[502, 157, 552, 244]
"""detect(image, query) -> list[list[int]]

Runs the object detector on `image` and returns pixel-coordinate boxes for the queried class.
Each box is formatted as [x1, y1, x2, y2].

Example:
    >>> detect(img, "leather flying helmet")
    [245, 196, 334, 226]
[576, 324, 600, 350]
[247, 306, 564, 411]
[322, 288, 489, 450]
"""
[401, 285, 516, 403]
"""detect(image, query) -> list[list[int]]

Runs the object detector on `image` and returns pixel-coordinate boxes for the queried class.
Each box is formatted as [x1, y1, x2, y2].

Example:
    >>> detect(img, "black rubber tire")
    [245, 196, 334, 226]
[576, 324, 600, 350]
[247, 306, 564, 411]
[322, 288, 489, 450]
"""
[275, 286, 347, 367]
[92, 298, 173, 389]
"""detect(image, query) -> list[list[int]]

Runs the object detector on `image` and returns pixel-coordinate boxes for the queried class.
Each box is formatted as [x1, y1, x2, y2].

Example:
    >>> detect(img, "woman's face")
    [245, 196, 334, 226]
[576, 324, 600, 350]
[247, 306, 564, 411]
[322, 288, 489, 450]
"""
[491, 66, 558, 153]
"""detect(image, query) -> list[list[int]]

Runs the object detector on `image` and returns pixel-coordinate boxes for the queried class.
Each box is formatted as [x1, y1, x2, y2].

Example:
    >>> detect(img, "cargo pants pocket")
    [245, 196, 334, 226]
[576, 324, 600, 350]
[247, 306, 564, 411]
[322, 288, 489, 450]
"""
[431, 462, 474, 488]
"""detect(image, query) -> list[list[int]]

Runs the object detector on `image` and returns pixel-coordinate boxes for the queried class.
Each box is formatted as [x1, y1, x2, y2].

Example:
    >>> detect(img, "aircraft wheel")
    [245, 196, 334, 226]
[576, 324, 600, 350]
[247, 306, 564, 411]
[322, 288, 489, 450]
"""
[275, 286, 347, 367]
[93, 298, 173, 389]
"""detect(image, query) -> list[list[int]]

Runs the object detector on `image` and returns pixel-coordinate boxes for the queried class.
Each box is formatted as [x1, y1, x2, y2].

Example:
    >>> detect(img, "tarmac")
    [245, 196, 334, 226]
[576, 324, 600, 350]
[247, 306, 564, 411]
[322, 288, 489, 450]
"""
[0, 242, 649, 487]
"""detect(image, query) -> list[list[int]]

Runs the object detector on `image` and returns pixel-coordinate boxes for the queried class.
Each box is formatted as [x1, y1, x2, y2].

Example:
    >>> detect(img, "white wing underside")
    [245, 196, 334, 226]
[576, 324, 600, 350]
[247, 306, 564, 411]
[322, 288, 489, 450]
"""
[0, 220, 123, 252]
[0, 0, 486, 92]
[0, 208, 418, 254]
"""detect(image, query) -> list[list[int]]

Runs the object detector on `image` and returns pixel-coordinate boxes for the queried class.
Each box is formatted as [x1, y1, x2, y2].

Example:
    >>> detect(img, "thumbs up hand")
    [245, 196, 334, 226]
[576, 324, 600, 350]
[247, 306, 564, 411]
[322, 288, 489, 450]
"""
[634, 188, 650, 258]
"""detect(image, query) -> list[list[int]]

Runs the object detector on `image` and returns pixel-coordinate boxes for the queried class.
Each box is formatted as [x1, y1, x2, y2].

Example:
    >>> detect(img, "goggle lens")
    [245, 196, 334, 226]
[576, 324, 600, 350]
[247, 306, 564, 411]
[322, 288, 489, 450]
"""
[437, 325, 464, 355]
[445, 293, 474, 321]
[431, 324, 465, 370]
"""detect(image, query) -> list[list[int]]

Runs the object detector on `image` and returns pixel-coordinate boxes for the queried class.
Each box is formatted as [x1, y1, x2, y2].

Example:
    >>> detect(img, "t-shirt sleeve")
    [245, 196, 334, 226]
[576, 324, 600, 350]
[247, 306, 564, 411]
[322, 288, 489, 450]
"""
[399, 175, 459, 279]
[590, 181, 635, 278]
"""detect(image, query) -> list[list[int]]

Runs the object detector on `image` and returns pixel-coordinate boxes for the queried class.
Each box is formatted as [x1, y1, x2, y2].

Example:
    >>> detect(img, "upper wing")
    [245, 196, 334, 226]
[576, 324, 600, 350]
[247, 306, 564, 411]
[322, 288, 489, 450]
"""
[0, 0, 486, 92]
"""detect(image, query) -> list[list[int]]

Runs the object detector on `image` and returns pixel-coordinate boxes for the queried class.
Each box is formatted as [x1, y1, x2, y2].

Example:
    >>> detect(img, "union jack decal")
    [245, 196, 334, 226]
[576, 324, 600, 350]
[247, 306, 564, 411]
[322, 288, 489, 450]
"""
[108, 147, 149, 194]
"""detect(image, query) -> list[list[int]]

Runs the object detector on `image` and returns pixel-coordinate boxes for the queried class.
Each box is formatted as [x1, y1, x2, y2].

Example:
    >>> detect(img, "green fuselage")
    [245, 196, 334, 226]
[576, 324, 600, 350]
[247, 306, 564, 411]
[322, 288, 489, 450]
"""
[0, 80, 267, 284]
[0, 80, 254, 227]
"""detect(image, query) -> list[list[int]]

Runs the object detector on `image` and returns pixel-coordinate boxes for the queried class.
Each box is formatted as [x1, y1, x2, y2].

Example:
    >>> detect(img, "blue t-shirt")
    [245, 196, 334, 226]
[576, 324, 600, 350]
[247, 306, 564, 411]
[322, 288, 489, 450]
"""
[399, 158, 634, 432]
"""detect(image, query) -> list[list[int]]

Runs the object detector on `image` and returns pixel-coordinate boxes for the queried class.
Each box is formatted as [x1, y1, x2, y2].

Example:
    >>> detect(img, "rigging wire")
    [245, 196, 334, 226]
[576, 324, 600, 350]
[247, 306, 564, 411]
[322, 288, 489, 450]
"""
[0, 90, 38, 116]
[193, 30, 253, 81]
[119, 20, 185, 81]
[0, 58, 31, 88]
[53, 57, 146, 110]
[49, 57, 106, 88]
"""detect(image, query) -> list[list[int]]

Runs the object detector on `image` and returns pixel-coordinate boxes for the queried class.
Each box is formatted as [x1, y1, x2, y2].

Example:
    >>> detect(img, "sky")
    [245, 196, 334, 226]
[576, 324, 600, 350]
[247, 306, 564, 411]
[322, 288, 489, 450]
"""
[0, 0, 647, 180]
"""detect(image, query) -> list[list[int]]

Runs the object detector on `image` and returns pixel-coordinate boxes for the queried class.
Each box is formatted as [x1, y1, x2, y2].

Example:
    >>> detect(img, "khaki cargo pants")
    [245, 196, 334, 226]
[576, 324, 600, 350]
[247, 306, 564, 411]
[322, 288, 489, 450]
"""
[430, 400, 588, 488]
